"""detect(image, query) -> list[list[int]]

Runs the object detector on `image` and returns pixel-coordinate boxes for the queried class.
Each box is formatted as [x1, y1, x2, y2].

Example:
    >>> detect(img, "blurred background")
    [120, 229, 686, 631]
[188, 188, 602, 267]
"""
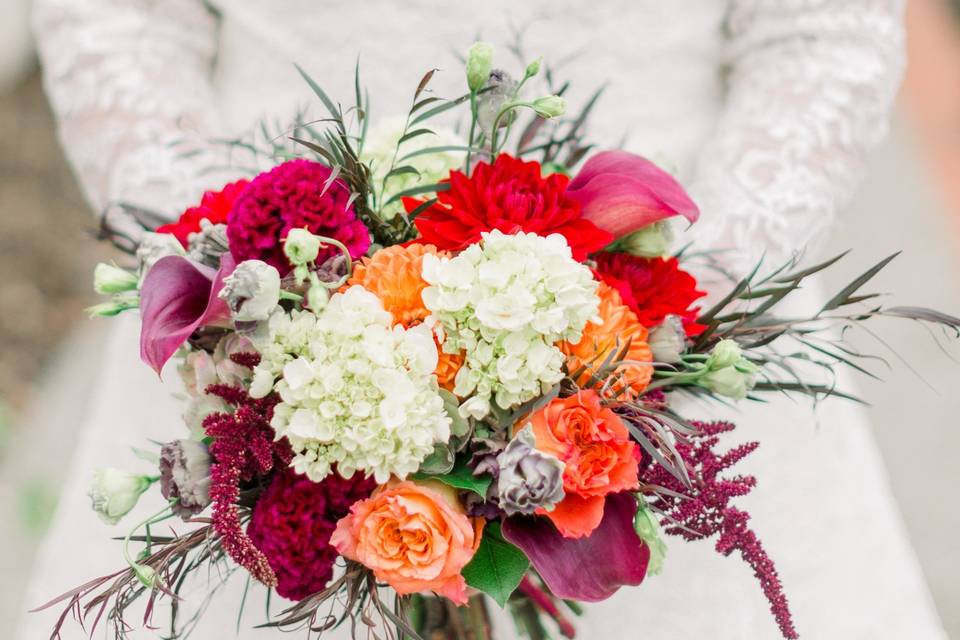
[0, 0, 959, 637]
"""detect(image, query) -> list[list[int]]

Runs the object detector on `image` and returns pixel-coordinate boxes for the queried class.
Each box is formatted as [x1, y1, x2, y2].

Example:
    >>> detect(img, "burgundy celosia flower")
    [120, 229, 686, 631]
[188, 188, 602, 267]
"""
[406, 154, 612, 261]
[594, 252, 706, 335]
[226, 159, 370, 271]
[157, 179, 249, 247]
[641, 420, 798, 639]
[203, 357, 293, 588]
[247, 467, 375, 600]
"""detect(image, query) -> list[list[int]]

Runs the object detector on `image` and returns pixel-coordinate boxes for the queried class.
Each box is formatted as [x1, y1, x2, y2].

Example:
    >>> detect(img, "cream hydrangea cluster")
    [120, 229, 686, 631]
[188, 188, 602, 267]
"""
[361, 116, 464, 220]
[421, 230, 601, 418]
[249, 285, 451, 483]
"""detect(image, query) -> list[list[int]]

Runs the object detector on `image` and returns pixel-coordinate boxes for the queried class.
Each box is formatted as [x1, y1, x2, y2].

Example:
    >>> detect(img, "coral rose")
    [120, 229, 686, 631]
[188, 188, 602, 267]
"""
[346, 243, 463, 388]
[527, 390, 641, 538]
[560, 281, 654, 399]
[331, 479, 483, 603]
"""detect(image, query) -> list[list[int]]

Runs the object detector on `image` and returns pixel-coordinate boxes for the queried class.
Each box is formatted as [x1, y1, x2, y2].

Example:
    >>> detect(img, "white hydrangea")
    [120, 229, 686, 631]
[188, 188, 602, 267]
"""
[250, 285, 451, 483]
[361, 116, 464, 220]
[422, 230, 601, 417]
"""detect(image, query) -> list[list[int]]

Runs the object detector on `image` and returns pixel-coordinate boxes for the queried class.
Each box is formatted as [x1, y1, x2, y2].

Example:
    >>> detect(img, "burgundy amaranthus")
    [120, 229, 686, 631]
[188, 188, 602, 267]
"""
[643, 420, 798, 639]
[202, 355, 292, 587]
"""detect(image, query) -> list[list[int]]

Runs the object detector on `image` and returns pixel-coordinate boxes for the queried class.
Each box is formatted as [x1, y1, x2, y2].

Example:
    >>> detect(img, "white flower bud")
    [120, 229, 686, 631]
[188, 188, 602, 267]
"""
[284, 228, 322, 265]
[615, 221, 674, 258]
[702, 366, 756, 401]
[706, 339, 743, 370]
[648, 315, 686, 364]
[94, 263, 139, 294]
[524, 57, 542, 79]
[88, 468, 152, 525]
[531, 95, 566, 119]
[466, 41, 494, 92]
[219, 260, 282, 322]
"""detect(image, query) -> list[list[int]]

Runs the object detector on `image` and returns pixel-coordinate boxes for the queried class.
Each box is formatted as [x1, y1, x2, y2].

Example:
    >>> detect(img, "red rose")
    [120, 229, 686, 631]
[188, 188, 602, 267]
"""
[405, 154, 611, 261]
[594, 252, 706, 335]
[157, 179, 249, 247]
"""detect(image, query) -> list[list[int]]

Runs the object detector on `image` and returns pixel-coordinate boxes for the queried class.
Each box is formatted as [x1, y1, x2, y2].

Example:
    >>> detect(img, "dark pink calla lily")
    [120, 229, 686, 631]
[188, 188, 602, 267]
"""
[501, 492, 650, 602]
[139, 253, 236, 374]
[567, 150, 699, 239]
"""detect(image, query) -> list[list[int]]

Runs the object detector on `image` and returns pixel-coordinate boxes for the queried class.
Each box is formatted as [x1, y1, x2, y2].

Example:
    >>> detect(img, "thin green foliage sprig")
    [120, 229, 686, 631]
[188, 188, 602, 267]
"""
[660, 252, 960, 403]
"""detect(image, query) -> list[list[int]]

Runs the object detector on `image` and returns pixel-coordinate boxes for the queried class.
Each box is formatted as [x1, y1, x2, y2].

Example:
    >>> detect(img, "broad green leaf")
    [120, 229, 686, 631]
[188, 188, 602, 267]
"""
[438, 389, 469, 438]
[413, 456, 491, 496]
[462, 522, 529, 607]
[417, 442, 456, 475]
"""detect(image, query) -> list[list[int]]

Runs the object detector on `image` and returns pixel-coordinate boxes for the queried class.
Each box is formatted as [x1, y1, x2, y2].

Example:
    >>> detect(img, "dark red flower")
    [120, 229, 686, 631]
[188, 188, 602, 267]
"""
[227, 159, 370, 272]
[157, 179, 249, 247]
[247, 467, 375, 600]
[594, 252, 706, 335]
[406, 154, 612, 261]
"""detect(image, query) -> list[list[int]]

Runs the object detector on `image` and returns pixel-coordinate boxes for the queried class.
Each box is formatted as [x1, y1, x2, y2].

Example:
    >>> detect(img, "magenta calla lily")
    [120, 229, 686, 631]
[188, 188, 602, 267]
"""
[139, 253, 236, 374]
[567, 150, 700, 239]
[501, 492, 650, 602]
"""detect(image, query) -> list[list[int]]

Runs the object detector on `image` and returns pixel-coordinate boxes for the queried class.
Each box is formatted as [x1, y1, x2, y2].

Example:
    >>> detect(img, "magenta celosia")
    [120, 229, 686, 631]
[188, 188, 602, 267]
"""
[226, 159, 370, 271]
[247, 467, 375, 600]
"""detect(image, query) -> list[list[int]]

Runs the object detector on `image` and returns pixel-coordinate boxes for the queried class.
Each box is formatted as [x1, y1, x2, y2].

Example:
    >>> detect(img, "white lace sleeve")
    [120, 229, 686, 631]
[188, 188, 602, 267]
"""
[686, 0, 906, 276]
[33, 0, 230, 220]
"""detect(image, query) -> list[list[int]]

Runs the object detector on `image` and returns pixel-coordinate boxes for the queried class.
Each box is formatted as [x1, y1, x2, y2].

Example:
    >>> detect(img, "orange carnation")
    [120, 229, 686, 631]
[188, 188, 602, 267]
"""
[346, 243, 438, 326]
[560, 281, 653, 399]
[347, 243, 463, 386]
[330, 479, 483, 604]
[528, 390, 641, 538]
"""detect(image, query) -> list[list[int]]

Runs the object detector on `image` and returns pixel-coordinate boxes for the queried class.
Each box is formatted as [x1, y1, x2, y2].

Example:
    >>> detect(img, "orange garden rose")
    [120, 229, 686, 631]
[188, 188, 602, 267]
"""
[527, 390, 640, 538]
[347, 243, 463, 389]
[330, 479, 483, 604]
[560, 281, 654, 399]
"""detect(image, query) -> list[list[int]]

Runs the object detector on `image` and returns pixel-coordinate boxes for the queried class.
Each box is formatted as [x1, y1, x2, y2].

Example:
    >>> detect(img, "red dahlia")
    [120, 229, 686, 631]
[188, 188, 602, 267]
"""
[594, 252, 706, 335]
[247, 467, 375, 600]
[405, 154, 612, 261]
[157, 179, 250, 247]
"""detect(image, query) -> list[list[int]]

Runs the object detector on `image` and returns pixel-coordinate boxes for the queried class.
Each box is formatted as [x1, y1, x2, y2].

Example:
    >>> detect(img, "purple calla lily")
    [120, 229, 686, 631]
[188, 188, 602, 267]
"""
[139, 253, 236, 374]
[567, 150, 700, 239]
[501, 492, 650, 602]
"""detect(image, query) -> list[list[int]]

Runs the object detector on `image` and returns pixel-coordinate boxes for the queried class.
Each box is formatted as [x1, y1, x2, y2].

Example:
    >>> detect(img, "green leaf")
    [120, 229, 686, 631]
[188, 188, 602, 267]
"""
[398, 128, 436, 145]
[413, 456, 491, 496]
[438, 389, 469, 438]
[819, 252, 900, 313]
[461, 522, 529, 607]
[384, 182, 450, 206]
[294, 64, 341, 124]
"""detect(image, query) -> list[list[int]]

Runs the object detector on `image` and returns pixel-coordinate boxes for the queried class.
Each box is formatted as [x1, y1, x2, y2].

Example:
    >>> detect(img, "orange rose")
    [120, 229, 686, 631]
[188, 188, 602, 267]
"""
[560, 281, 653, 399]
[528, 390, 640, 538]
[346, 244, 463, 387]
[330, 479, 483, 603]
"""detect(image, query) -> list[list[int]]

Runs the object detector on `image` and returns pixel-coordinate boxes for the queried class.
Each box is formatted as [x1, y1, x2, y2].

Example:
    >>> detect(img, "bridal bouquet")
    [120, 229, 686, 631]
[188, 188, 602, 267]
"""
[41, 44, 959, 640]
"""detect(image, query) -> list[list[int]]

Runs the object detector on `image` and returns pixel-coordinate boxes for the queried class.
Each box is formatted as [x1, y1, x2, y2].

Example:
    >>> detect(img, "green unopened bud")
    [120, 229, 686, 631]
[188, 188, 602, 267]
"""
[634, 499, 668, 576]
[284, 228, 322, 265]
[132, 563, 157, 588]
[706, 339, 743, 370]
[307, 273, 329, 311]
[466, 42, 494, 92]
[701, 365, 756, 401]
[541, 161, 570, 177]
[614, 221, 674, 258]
[524, 57, 542, 79]
[94, 263, 139, 295]
[86, 293, 140, 317]
[88, 468, 153, 525]
[531, 95, 566, 119]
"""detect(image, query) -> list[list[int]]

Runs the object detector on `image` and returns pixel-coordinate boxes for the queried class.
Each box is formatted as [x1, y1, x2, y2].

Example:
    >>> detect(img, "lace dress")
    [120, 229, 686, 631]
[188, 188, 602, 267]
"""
[20, 1, 946, 637]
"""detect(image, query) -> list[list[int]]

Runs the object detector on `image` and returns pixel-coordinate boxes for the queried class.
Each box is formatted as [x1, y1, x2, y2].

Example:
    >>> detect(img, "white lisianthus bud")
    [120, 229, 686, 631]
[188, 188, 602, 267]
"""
[88, 468, 153, 525]
[706, 339, 743, 370]
[94, 263, 139, 294]
[702, 365, 756, 401]
[466, 41, 494, 92]
[219, 260, 282, 322]
[136, 232, 185, 279]
[531, 95, 566, 119]
[648, 315, 686, 364]
[284, 228, 322, 265]
[86, 293, 139, 318]
[614, 221, 674, 258]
